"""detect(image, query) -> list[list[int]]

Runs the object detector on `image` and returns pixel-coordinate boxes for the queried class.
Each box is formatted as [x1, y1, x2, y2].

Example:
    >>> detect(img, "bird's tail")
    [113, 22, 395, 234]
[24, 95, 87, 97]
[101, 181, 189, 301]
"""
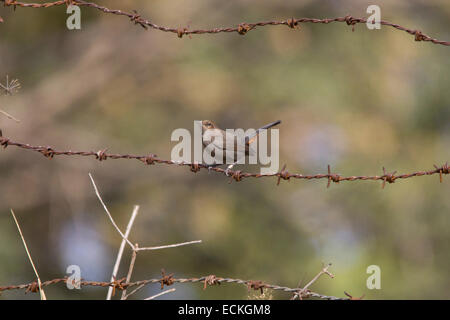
[257, 120, 281, 132]
[246, 120, 281, 144]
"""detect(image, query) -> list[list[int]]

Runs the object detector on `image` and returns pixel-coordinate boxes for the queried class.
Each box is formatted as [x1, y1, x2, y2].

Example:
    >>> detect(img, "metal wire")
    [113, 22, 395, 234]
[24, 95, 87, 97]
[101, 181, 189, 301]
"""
[0, 273, 347, 300]
[1, 0, 449, 46]
[0, 135, 448, 186]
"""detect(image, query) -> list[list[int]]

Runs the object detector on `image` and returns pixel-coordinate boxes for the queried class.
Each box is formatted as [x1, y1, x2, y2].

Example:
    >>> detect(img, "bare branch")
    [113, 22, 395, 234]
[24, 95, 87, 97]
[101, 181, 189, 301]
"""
[0, 75, 21, 95]
[123, 282, 146, 300]
[292, 263, 335, 300]
[107, 205, 139, 300]
[88, 173, 136, 250]
[136, 240, 202, 251]
[121, 249, 138, 300]
[10, 209, 47, 300]
[0, 109, 20, 122]
[144, 288, 176, 300]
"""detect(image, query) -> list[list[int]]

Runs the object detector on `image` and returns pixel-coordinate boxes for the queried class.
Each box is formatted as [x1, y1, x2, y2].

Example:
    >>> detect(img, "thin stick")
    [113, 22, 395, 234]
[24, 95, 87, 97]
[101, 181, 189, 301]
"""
[303, 263, 334, 290]
[89, 173, 135, 250]
[293, 263, 334, 300]
[123, 283, 146, 300]
[136, 240, 202, 251]
[0, 109, 20, 122]
[122, 240, 202, 299]
[144, 288, 176, 300]
[10, 209, 47, 300]
[106, 205, 139, 300]
[121, 247, 138, 300]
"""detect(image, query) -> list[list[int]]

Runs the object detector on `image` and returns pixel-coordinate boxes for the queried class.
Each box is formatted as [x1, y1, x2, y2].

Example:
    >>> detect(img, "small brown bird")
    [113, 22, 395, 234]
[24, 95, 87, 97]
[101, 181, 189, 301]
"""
[201, 120, 281, 174]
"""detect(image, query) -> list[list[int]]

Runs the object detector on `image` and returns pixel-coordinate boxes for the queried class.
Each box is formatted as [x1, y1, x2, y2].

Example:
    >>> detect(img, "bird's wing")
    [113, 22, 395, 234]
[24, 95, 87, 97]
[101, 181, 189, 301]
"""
[203, 129, 238, 151]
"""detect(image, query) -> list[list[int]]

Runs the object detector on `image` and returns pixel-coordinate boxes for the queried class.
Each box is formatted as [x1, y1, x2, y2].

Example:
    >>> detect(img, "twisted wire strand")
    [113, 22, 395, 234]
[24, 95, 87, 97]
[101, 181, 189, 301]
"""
[1, 0, 449, 46]
[0, 135, 448, 186]
[0, 275, 346, 300]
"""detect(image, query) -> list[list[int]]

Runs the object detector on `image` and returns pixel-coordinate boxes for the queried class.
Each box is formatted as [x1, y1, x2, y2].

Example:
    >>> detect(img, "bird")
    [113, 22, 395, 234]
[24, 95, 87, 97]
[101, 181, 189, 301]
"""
[201, 119, 281, 175]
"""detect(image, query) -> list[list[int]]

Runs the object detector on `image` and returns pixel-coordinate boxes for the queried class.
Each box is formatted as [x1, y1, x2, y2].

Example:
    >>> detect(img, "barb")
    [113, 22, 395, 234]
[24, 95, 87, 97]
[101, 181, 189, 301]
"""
[1, 0, 449, 46]
[0, 273, 347, 300]
[0, 135, 447, 186]
[344, 291, 365, 300]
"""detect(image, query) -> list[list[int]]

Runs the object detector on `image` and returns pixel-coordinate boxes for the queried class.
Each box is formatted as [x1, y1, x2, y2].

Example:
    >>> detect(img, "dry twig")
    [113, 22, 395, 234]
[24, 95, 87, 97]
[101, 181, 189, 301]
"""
[88, 173, 202, 299]
[89, 173, 136, 250]
[292, 263, 335, 300]
[10, 209, 47, 300]
[107, 205, 139, 300]
[0, 75, 21, 122]
[0, 109, 20, 122]
[121, 249, 137, 300]
[144, 288, 176, 300]
[0, 75, 21, 95]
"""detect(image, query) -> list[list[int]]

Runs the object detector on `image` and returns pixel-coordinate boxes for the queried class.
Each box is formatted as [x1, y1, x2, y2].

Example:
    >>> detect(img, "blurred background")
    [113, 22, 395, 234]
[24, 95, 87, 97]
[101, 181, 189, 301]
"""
[0, 0, 449, 299]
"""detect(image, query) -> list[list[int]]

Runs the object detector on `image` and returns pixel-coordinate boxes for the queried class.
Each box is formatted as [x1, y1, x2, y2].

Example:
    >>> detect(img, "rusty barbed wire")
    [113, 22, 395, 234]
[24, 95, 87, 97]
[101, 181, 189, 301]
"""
[0, 272, 348, 300]
[1, 0, 449, 46]
[0, 134, 448, 186]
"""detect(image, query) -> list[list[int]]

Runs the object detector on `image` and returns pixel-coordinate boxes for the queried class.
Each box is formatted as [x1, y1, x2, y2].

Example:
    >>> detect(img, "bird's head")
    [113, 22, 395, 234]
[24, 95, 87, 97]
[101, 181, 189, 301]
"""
[201, 120, 217, 131]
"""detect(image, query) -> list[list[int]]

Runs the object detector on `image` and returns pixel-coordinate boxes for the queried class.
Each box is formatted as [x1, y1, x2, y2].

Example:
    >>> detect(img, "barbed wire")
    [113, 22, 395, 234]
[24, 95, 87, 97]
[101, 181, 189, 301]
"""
[1, 0, 449, 46]
[0, 134, 448, 186]
[0, 271, 350, 300]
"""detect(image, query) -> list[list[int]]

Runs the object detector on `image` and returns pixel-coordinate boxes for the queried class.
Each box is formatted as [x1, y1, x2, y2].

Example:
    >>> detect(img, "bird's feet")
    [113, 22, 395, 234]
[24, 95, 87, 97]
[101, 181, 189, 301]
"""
[225, 164, 235, 176]
[207, 164, 220, 174]
[206, 164, 235, 176]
